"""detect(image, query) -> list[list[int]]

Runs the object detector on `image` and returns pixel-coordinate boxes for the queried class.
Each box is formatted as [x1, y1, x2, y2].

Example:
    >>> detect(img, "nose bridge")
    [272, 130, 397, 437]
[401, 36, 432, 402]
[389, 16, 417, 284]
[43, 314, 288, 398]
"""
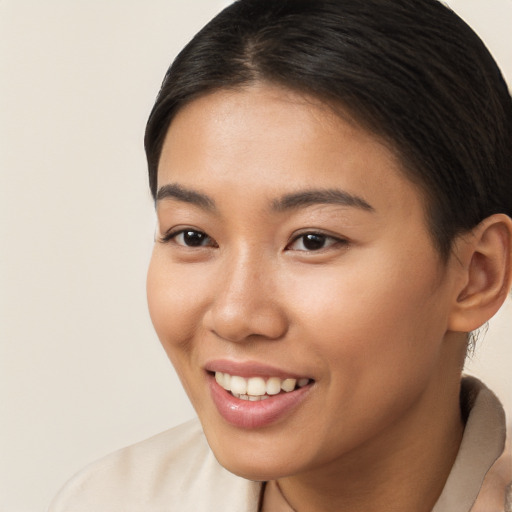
[207, 245, 287, 342]
[228, 246, 264, 297]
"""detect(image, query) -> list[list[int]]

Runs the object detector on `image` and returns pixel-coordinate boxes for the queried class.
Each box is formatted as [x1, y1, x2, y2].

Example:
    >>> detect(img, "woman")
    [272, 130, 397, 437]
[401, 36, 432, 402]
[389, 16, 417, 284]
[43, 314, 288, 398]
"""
[50, 0, 512, 510]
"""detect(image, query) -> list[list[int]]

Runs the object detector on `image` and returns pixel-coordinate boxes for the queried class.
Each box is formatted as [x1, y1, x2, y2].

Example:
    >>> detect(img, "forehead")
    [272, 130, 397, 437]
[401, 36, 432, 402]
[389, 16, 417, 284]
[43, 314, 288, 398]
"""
[157, 84, 425, 221]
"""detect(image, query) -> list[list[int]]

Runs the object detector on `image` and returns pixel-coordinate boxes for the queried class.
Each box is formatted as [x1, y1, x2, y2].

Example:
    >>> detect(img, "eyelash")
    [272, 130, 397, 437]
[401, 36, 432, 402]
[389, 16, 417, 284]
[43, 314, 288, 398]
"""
[286, 232, 348, 252]
[160, 228, 348, 252]
[159, 228, 217, 248]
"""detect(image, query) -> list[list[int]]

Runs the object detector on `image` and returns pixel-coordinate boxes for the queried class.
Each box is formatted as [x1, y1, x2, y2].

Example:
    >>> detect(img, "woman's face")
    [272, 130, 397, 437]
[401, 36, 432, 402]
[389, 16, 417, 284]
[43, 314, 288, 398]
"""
[147, 84, 462, 480]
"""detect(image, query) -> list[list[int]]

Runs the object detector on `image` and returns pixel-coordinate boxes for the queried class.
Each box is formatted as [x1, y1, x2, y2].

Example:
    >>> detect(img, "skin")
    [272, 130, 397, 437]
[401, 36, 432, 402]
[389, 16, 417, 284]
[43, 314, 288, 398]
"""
[147, 83, 472, 512]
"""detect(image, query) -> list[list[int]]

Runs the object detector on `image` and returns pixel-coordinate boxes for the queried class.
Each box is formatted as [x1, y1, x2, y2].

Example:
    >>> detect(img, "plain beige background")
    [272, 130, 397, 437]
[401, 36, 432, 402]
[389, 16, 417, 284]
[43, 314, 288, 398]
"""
[0, 1, 511, 511]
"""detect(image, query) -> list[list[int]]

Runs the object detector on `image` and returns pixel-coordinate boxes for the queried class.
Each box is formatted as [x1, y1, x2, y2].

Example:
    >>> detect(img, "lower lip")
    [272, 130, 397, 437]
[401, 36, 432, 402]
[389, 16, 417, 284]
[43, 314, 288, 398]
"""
[207, 374, 312, 429]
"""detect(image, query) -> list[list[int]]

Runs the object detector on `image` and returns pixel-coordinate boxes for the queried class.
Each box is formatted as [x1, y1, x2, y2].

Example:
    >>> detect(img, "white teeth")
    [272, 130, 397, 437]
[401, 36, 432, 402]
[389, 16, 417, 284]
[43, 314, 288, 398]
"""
[214, 372, 310, 398]
[266, 377, 282, 395]
[230, 375, 247, 395]
[221, 373, 231, 391]
[281, 378, 297, 392]
[239, 394, 271, 401]
[247, 377, 266, 396]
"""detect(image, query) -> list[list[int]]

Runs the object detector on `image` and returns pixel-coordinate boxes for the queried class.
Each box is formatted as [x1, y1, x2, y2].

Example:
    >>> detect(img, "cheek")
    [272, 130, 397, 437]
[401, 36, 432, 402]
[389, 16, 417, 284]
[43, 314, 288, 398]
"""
[146, 252, 214, 407]
[286, 251, 447, 381]
[283, 257, 449, 448]
[146, 250, 209, 353]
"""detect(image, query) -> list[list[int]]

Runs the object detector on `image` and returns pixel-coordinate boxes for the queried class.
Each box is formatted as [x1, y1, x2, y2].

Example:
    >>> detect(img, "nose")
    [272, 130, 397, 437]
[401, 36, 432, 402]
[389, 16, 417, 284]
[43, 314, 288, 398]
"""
[203, 251, 288, 343]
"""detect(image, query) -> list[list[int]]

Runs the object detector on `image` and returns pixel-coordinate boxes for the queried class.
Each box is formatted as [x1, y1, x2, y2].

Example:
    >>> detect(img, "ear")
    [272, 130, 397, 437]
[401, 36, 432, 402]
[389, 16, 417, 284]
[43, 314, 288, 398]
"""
[448, 214, 512, 333]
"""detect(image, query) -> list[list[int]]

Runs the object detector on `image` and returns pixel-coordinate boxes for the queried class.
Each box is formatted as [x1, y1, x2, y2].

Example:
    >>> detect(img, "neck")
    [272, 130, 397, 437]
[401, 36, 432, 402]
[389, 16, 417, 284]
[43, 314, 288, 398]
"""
[272, 370, 465, 512]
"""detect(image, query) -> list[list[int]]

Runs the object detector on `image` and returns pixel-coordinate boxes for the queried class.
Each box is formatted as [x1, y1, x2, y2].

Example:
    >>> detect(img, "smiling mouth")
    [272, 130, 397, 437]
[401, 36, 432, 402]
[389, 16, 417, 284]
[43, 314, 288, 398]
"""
[213, 371, 312, 401]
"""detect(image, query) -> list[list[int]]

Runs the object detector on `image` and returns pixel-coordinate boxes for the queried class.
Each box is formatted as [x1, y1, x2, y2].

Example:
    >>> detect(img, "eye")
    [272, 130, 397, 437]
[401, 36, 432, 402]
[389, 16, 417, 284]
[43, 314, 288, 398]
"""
[160, 228, 217, 248]
[287, 232, 346, 252]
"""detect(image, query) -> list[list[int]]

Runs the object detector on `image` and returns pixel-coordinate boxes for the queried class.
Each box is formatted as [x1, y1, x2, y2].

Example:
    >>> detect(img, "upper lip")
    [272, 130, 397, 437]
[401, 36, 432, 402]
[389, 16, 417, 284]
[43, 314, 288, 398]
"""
[204, 359, 312, 380]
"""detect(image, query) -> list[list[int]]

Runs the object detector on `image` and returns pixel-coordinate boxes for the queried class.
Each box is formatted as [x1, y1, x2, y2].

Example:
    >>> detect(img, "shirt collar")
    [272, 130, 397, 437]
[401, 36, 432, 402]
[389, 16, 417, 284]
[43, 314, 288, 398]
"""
[433, 376, 508, 512]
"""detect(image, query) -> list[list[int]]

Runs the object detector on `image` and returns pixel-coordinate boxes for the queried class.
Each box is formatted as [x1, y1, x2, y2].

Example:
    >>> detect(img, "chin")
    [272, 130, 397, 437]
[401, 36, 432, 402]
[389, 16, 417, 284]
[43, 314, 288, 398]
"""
[216, 453, 295, 482]
[204, 429, 306, 482]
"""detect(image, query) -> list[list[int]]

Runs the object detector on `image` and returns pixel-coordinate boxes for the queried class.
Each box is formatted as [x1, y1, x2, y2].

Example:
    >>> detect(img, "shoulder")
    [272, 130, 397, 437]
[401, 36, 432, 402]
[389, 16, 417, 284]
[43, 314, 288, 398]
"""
[48, 418, 261, 512]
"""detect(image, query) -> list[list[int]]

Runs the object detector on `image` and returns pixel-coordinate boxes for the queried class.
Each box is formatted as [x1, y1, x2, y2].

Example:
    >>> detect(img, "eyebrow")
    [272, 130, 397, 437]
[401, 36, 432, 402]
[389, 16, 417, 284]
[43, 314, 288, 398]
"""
[156, 183, 216, 210]
[156, 183, 374, 213]
[272, 189, 374, 212]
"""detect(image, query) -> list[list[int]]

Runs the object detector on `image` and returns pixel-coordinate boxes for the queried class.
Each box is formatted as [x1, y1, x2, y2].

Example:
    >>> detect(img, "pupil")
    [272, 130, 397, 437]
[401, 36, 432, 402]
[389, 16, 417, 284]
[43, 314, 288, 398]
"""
[303, 234, 325, 250]
[184, 231, 205, 247]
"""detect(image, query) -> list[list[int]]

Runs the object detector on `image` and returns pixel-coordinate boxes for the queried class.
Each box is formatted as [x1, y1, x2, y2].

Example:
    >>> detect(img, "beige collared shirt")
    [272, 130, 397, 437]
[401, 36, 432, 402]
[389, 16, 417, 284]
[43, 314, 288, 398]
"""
[49, 377, 511, 512]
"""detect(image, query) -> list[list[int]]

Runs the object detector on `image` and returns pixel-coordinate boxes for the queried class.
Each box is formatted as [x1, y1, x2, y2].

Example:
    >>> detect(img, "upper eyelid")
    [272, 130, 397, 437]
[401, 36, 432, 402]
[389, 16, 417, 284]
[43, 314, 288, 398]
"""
[160, 224, 203, 235]
[159, 227, 183, 242]
[289, 229, 348, 243]
[159, 227, 211, 243]
[286, 231, 350, 252]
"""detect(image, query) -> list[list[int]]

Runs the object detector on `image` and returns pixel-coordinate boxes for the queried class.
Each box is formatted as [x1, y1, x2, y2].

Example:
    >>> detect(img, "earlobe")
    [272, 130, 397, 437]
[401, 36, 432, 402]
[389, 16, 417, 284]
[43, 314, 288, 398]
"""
[448, 214, 512, 333]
